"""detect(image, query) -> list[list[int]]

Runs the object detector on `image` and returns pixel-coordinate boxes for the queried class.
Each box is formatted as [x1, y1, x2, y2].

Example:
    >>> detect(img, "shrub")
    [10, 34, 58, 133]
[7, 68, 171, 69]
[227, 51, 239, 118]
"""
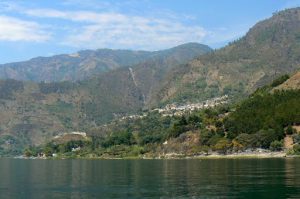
[270, 140, 283, 151]
[200, 130, 213, 145]
[255, 129, 279, 148]
[102, 131, 135, 148]
[292, 144, 300, 154]
[235, 133, 255, 149]
[214, 138, 231, 154]
[292, 134, 300, 144]
[270, 74, 289, 87]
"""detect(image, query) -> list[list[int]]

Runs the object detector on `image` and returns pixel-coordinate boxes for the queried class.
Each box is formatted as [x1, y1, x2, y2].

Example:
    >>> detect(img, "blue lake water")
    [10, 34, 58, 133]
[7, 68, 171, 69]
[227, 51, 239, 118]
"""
[0, 158, 300, 198]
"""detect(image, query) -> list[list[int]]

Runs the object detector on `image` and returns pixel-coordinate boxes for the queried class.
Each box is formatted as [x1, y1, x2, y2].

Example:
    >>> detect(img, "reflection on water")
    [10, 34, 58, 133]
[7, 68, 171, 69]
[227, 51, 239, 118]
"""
[0, 158, 300, 198]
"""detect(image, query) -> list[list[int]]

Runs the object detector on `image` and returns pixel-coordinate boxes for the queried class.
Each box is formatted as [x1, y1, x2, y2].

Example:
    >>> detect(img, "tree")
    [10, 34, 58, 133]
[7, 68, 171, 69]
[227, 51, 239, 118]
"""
[200, 130, 213, 145]
[235, 133, 255, 149]
[214, 139, 231, 154]
[201, 145, 210, 155]
[255, 129, 279, 148]
[270, 140, 283, 151]
[286, 125, 296, 135]
[24, 148, 32, 157]
[178, 116, 188, 126]
[43, 147, 53, 157]
[232, 139, 244, 152]
[216, 127, 225, 137]
[102, 131, 135, 148]
[293, 144, 300, 154]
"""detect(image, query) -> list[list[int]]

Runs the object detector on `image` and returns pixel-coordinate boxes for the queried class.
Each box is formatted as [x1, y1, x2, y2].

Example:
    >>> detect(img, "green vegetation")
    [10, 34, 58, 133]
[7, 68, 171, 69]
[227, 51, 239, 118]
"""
[0, 79, 23, 100]
[24, 74, 300, 158]
[0, 43, 212, 156]
[271, 75, 290, 87]
[0, 135, 24, 156]
[224, 90, 300, 138]
[25, 106, 227, 158]
[39, 82, 74, 94]
[4, 8, 300, 157]
[270, 140, 283, 151]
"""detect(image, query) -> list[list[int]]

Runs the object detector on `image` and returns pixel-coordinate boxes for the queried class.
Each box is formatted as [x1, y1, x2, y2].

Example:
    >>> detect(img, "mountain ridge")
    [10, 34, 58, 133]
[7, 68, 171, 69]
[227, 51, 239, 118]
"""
[0, 43, 212, 82]
[1, 8, 300, 156]
[151, 7, 300, 105]
[0, 43, 212, 155]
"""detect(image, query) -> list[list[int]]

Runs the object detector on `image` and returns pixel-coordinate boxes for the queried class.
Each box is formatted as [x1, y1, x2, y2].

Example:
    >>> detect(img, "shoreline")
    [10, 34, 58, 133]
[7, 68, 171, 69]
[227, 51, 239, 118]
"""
[10, 151, 300, 160]
[144, 151, 290, 159]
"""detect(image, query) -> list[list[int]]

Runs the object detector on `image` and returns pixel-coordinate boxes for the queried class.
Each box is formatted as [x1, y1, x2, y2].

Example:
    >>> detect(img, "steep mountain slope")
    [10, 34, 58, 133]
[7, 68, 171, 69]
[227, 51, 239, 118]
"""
[0, 43, 212, 155]
[118, 43, 212, 106]
[153, 8, 300, 105]
[0, 43, 211, 82]
[274, 71, 300, 90]
[64, 43, 212, 124]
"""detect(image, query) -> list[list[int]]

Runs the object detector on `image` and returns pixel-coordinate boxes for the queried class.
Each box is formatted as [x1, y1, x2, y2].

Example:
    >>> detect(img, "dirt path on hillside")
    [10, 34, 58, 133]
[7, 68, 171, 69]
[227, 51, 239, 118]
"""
[284, 135, 293, 149]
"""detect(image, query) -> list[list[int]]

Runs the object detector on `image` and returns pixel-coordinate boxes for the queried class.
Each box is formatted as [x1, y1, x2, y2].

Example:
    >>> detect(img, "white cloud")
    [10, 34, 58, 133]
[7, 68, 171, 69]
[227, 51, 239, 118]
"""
[24, 9, 68, 19]
[0, 15, 50, 42]
[22, 9, 207, 50]
[61, 0, 114, 10]
[63, 19, 206, 50]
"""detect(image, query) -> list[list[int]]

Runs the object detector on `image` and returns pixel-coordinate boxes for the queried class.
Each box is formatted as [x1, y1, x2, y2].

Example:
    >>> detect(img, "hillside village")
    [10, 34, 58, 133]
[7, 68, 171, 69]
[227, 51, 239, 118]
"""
[119, 95, 229, 121]
[154, 95, 229, 116]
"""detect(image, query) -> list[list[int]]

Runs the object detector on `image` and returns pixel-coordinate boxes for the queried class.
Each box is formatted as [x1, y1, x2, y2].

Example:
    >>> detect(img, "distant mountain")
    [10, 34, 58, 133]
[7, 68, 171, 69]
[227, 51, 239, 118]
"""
[0, 43, 212, 155]
[0, 43, 211, 82]
[152, 8, 300, 105]
[4, 7, 300, 155]
[72, 42, 213, 124]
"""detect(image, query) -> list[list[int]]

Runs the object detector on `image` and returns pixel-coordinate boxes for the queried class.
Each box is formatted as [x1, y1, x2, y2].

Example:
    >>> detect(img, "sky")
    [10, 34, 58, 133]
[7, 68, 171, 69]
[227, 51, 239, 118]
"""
[0, 0, 300, 64]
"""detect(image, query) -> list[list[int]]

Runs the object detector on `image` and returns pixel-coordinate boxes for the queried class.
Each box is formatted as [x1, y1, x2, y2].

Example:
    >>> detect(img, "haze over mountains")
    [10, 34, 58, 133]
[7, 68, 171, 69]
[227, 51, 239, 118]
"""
[0, 43, 211, 82]
[0, 8, 300, 155]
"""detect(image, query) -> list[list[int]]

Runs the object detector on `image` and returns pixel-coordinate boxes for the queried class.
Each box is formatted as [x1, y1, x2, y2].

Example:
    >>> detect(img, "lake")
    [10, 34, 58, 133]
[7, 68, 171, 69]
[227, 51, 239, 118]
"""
[0, 158, 300, 198]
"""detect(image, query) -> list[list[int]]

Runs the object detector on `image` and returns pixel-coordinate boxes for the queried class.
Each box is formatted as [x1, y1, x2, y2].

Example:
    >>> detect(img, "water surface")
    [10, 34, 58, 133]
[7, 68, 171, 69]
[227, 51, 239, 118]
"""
[0, 158, 300, 198]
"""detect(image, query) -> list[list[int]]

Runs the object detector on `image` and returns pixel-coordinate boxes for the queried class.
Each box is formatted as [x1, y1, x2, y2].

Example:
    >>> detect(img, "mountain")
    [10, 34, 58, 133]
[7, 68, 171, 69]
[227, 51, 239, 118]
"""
[28, 74, 300, 158]
[3, 7, 300, 156]
[75, 43, 213, 124]
[152, 8, 300, 105]
[0, 43, 212, 155]
[0, 43, 211, 82]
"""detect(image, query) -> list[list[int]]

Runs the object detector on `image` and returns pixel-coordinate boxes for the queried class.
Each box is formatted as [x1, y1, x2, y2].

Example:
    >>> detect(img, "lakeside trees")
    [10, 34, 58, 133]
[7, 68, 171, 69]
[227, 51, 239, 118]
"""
[24, 75, 300, 158]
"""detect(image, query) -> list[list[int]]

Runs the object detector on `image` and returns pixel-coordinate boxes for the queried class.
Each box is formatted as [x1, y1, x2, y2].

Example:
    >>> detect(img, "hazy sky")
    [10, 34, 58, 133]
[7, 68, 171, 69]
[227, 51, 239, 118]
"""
[0, 0, 299, 63]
